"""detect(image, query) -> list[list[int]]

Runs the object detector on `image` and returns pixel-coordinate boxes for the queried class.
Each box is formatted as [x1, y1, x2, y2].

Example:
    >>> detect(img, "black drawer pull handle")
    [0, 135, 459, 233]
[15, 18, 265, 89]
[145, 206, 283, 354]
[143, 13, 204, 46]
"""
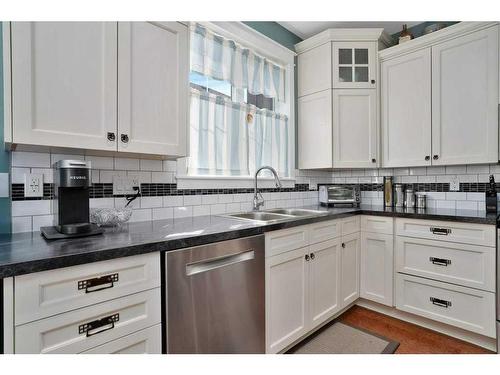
[430, 297, 452, 308]
[430, 227, 451, 235]
[429, 257, 451, 266]
[79, 313, 119, 337]
[78, 273, 119, 293]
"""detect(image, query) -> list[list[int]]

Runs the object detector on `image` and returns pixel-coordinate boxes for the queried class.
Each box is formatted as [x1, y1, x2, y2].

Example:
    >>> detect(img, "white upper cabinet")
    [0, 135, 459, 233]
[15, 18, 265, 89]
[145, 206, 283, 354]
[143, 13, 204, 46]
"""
[380, 22, 499, 167]
[297, 42, 332, 97]
[11, 22, 118, 151]
[6, 21, 188, 158]
[118, 22, 188, 157]
[295, 29, 388, 170]
[333, 89, 377, 168]
[431, 25, 499, 165]
[381, 48, 432, 167]
[332, 42, 377, 89]
[297, 90, 333, 169]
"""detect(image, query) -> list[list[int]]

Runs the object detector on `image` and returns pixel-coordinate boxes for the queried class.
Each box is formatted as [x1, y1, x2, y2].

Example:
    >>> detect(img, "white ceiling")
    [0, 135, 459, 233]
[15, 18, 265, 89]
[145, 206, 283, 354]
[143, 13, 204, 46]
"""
[278, 21, 422, 40]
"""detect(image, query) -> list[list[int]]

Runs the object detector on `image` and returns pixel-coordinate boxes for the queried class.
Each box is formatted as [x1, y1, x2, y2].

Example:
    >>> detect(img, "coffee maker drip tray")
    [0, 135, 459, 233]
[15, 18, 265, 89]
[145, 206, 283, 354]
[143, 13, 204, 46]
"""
[41, 224, 104, 240]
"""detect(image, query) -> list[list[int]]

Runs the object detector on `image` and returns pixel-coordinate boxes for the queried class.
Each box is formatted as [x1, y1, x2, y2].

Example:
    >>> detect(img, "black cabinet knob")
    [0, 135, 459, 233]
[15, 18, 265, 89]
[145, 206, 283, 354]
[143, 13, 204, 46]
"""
[305, 254, 310, 261]
[310, 253, 315, 260]
[433, 155, 439, 160]
[425, 155, 430, 161]
[371, 79, 376, 84]
[107, 132, 116, 142]
[121, 134, 129, 143]
[371, 158, 376, 163]
[341, 243, 345, 248]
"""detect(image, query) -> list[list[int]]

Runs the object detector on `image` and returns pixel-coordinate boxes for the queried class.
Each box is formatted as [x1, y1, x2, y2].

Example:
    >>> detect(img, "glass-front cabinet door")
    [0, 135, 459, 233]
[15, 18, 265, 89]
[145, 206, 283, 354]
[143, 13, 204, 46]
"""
[332, 42, 376, 88]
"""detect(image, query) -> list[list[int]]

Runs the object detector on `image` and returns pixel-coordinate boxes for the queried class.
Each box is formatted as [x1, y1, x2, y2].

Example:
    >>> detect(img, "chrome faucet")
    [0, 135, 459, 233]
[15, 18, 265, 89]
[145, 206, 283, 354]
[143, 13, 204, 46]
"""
[253, 166, 282, 211]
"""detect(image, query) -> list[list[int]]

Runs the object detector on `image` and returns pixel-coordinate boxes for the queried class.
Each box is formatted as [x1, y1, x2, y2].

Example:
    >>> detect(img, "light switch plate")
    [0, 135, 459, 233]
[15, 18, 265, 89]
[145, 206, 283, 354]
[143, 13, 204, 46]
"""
[450, 176, 460, 191]
[24, 173, 44, 197]
[113, 176, 140, 195]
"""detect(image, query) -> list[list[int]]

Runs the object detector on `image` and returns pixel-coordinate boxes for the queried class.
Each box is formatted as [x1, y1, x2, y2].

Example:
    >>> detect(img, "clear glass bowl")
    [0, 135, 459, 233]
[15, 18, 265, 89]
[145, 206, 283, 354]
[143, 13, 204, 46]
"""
[90, 207, 133, 227]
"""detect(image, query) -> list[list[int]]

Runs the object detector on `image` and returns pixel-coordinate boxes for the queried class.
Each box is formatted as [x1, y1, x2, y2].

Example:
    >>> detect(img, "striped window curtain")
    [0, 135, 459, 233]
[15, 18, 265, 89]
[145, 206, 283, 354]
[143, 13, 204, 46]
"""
[189, 23, 289, 177]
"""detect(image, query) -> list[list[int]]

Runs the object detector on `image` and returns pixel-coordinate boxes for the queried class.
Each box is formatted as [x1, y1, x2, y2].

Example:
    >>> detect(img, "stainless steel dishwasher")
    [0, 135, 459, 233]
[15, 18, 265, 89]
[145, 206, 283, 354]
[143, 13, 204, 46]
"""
[166, 235, 265, 353]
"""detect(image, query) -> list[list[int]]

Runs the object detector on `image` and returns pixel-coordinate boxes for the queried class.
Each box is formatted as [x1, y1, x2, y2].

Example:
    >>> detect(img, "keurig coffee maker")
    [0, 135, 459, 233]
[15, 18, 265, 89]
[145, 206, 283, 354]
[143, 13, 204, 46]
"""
[41, 160, 103, 240]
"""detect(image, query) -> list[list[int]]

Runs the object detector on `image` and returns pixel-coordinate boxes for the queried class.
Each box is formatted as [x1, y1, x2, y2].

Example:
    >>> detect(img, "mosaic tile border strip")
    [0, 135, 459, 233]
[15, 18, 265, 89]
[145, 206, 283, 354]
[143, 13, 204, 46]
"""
[11, 182, 494, 201]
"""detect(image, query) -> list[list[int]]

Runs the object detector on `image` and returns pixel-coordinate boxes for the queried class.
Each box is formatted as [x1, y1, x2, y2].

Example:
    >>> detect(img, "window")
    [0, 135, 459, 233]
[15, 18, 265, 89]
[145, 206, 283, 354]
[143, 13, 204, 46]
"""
[186, 23, 292, 180]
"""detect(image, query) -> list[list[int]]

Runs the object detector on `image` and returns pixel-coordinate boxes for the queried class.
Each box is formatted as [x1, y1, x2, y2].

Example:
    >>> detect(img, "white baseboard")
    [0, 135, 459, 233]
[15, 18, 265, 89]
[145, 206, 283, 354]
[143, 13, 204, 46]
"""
[355, 298, 498, 352]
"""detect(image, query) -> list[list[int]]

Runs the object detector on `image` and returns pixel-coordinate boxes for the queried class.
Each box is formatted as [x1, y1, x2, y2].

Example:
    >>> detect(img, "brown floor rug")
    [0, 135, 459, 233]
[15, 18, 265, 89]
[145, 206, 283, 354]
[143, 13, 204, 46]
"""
[287, 321, 400, 354]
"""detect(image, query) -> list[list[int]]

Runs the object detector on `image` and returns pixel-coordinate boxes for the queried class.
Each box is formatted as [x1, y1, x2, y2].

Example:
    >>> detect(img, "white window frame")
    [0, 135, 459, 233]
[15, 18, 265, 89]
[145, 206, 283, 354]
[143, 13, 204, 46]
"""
[176, 21, 296, 189]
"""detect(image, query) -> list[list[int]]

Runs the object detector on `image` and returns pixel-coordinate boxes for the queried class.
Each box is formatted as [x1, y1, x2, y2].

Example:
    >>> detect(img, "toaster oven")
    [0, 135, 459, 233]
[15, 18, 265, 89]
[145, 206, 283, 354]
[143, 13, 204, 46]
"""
[319, 185, 361, 207]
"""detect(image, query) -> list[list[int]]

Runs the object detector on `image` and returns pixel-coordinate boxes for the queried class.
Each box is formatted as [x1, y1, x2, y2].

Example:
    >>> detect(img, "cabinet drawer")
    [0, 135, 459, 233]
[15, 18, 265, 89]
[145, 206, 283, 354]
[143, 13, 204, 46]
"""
[341, 216, 360, 236]
[361, 215, 393, 235]
[395, 218, 495, 247]
[265, 226, 309, 257]
[309, 219, 341, 244]
[395, 274, 496, 338]
[15, 253, 160, 325]
[395, 237, 495, 292]
[82, 324, 161, 354]
[15, 288, 161, 354]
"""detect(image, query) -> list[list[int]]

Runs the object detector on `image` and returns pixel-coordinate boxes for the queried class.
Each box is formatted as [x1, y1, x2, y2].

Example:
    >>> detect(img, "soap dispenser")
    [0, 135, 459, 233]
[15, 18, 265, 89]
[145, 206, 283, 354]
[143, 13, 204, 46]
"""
[485, 174, 497, 213]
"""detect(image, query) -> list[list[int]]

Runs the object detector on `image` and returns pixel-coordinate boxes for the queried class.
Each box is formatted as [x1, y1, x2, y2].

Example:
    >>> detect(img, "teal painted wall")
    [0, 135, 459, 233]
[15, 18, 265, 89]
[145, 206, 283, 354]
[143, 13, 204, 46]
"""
[0, 23, 11, 234]
[243, 22, 302, 50]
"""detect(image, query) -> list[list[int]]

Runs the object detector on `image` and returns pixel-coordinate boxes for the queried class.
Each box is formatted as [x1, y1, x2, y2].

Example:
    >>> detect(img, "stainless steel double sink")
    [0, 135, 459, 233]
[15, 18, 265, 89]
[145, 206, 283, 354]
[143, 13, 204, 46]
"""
[221, 208, 328, 224]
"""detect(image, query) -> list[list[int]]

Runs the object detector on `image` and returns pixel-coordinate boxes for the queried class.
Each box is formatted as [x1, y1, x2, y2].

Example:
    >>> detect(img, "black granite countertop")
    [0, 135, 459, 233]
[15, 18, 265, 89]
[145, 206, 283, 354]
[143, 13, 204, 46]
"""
[0, 205, 497, 278]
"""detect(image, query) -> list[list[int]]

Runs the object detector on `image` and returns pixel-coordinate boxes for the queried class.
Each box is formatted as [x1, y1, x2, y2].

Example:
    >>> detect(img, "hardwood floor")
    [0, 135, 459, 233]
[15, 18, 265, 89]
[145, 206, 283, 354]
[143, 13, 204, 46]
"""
[338, 305, 494, 354]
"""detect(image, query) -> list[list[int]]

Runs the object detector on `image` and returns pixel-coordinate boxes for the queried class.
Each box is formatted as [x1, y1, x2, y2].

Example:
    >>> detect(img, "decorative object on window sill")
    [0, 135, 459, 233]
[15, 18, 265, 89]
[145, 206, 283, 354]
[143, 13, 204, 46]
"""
[398, 24, 413, 44]
[423, 23, 447, 35]
[246, 113, 254, 124]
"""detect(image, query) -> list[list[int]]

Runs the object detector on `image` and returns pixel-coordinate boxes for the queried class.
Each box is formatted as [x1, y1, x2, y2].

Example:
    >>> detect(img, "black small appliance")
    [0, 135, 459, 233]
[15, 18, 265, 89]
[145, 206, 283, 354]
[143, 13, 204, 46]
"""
[486, 174, 498, 214]
[41, 160, 103, 240]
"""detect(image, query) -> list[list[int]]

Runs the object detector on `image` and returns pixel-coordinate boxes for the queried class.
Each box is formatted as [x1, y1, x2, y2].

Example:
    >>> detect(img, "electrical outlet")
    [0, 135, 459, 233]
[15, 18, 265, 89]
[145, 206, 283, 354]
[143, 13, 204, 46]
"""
[24, 173, 44, 197]
[113, 176, 140, 195]
[450, 176, 460, 191]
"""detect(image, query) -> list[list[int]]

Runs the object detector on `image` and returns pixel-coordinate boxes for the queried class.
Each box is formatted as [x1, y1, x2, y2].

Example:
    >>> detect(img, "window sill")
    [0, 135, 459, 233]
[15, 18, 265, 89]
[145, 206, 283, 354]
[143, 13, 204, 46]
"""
[176, 174, 296, 190]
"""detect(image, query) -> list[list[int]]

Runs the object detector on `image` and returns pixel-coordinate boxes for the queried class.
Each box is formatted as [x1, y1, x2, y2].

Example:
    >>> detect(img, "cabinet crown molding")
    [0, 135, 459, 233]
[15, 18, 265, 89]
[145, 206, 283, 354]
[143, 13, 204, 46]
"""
[379, 21, 499, 60]
[295, 28, 392, 54]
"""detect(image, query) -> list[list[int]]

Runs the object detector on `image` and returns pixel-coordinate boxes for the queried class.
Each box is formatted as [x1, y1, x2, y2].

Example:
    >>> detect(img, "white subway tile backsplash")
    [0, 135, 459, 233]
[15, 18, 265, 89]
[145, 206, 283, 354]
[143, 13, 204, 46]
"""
[466, 192, 485, 201]
[218, 194, 234, 203]
[456, 201, 478, 210]
[12, 200, 51, 216]
[466, 165, 489, 174]
[12, 167, 29, 184]
[152, 171, 174, 183]
[417, 175, 435, 183]
[115, 158, 140, 171]
[140, 197, 163, 209]
[32, 214, 55, 231]
[114, 197, 139, 209]
[445, 192, 467, 201]
[31, 168, 54, 184]
[409, 167, 426, 176]
[210, 204, 226, 215]
[226, 203, 240, 213]
[183, 195, 202, 206]
[201, 194, 218, 205]
[152, 207, 173, 220]
[393, 168, 409, 176]
[163, 160, 177, 172]
[12, 216, 32, 233]
[129, 209, 153, 223]
[426, 166, 446, 175]
[457, 174, 478, 183]
[173, 206, 192, 219]
[85, 156, 113, 170]
[12, 152, 51, 168]
[446, 165, 466, 174]
[91, 198, 115, 209]
[140, 159, 162, 171]
[51, 153, 84, 165]
[436, 200, 455, 209]
[193, 205, 210, 217]
[163, 196, 184, 207]
[127, 171, 152, 184]
[401, 176, 418, 183]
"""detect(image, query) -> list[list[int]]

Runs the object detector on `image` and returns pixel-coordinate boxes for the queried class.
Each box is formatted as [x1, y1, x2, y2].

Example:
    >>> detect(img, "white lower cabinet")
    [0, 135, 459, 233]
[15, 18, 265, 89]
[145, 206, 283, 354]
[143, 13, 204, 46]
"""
[82, 324, 162, 354]
[360, 231, 394, 306]
[308, 239, 342, 328]
[266, 247, 309, 354]
[15, 289, 161, 354]
[396, 273, 496, 338]
[340, 233, 360, 307]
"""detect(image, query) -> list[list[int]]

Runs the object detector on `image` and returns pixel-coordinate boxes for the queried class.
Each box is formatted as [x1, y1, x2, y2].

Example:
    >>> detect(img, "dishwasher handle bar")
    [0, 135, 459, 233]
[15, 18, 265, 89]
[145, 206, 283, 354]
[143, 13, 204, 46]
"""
[186, 250, 255, 276]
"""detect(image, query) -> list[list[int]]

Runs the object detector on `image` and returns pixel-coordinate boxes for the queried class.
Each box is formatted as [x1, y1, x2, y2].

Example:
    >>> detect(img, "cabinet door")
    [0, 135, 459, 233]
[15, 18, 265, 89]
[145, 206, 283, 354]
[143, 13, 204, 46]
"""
[297, 42, 332, 97]
[340, 232, 360, 308]
[333, 42, 377, 89]
[360, 232, 394, 306]
[118, 22, 188, 156]
[297, 90, 333, 169]
[82, 325, 161, 354]
[266, 247, 309, 354]
[308, 238, 341, 329]
[11, 22, 117, 151]
[381, 48, 432, 167]
[431, 26, 499, 165]
[333, 89, 377, 168]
